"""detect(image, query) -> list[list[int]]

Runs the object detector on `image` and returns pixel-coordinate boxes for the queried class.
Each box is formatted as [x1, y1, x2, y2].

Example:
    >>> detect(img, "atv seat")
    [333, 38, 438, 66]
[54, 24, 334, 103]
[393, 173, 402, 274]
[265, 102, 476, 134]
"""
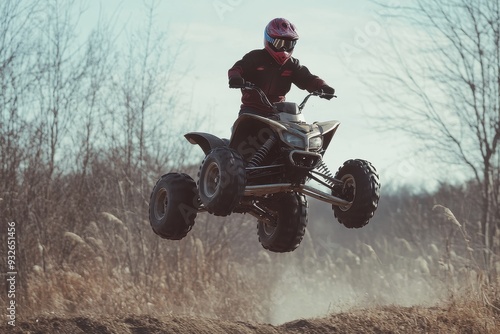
[274, 102, 299, 114]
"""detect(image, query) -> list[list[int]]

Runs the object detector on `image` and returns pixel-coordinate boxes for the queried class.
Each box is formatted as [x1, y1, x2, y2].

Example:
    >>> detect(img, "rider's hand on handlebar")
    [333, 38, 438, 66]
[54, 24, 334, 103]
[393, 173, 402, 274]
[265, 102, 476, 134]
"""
[319, 85, 335, 100]
[229, 76, 245, 88]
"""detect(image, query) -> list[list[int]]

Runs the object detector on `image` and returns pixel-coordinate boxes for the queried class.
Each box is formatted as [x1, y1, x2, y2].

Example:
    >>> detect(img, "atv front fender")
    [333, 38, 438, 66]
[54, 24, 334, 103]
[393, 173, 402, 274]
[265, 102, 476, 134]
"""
[185, 132, 228, 155]
[315, 120, 340, 151]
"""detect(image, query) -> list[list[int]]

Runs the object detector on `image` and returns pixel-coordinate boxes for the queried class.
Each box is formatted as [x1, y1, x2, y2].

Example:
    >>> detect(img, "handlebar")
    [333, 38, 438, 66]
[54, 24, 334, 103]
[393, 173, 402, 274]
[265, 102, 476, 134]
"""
[237, 82, 336, 112]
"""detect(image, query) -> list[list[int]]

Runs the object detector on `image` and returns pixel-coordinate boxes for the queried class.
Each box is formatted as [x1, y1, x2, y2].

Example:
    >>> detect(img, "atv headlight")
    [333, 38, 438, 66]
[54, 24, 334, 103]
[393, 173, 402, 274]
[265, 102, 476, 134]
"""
[282, 132, 306, 149]
[309, 136, 323, 150]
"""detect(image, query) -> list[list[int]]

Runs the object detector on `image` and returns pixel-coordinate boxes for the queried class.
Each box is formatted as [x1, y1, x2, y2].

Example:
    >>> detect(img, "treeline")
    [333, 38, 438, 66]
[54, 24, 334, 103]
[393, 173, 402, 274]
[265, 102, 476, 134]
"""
[310, 180, 496, 277]
[2, 158, 496, 321]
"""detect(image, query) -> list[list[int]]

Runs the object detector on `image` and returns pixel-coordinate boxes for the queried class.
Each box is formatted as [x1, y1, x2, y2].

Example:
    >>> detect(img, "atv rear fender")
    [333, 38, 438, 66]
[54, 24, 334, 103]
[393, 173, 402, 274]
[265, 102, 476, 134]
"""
[185, 132, 228, 155]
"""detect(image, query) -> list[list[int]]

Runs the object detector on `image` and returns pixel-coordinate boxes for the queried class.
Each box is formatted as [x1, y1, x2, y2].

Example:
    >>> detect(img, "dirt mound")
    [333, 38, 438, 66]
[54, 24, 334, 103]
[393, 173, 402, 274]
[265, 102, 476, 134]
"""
[4, 304, 498, 334]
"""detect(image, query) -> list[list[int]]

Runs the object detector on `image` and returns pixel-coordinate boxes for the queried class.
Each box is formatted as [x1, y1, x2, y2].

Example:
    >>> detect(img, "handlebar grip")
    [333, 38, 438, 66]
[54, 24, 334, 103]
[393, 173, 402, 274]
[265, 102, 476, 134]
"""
[229, 81, 253, 89]
[313, 90, 337, 98]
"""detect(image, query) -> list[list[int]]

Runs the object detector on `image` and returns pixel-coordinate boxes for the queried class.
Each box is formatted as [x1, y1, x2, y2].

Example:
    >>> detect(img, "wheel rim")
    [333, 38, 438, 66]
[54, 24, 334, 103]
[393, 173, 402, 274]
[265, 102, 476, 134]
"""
[339, 174, 356, 211]
[259, 204, 278, 236]
[154, 188, 168, 220]
[203, 161, 220, 198]
[262, 221, 277, 236]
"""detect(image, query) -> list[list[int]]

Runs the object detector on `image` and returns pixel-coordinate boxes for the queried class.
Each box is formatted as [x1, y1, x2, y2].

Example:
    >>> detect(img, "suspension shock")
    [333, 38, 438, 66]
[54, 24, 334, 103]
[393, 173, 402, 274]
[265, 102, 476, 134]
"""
[248, 136, 276, 167]
[316, 160, 336, 186]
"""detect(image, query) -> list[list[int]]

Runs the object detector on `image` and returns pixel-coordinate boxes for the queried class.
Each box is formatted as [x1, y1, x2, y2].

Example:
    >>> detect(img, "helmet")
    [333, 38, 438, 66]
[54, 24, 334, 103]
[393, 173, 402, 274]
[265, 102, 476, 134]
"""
[264, 18, 299, 65]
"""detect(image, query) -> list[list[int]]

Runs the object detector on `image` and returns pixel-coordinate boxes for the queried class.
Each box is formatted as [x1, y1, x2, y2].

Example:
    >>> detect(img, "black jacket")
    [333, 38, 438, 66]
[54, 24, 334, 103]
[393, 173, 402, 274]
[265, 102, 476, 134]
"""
[228, 49, 327, 112]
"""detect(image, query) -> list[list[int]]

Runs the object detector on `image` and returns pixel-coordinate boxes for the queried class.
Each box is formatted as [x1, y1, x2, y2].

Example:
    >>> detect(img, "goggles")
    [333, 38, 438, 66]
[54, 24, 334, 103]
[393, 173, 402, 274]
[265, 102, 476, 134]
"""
[269, 38, 297, 51]
[271, 38, 297, 51]
[265, 31, 297, 52]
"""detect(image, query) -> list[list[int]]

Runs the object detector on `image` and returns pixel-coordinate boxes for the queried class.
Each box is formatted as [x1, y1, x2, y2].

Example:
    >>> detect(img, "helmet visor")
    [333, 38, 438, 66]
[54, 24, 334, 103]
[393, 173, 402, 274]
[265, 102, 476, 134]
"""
[271, 38, 297, 51]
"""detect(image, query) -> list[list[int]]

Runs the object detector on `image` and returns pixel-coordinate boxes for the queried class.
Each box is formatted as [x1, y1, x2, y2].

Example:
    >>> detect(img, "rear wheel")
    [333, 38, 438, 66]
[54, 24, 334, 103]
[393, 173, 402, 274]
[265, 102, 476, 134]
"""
[257, 192, 308, 253]
[149, 173, 198, 240]
[198, 147, 246, 216]
[332, 159, 380, 228]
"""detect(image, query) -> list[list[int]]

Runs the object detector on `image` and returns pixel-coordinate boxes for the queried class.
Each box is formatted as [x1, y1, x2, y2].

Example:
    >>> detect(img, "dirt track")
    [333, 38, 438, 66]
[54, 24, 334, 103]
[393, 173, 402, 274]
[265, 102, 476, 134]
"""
[3, 304, 498, 334]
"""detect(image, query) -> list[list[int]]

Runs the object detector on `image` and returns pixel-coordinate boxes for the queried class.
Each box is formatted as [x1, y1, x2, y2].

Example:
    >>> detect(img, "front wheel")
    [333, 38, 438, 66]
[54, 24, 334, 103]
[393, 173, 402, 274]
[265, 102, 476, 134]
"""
[257, 192, 308, 253]
[332, 159, 380, 228]
[149, 173, 198, 240]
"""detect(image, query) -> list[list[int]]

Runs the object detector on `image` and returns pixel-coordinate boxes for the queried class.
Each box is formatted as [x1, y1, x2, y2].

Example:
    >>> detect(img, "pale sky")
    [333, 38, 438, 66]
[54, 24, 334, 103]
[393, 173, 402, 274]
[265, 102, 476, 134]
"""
[86, 0, 460, 191]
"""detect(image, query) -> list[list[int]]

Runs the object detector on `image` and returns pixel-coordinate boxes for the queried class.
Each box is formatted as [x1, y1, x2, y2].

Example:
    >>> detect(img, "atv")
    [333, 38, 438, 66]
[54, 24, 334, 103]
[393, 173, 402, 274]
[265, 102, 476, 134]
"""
[149, 82, 380, 252]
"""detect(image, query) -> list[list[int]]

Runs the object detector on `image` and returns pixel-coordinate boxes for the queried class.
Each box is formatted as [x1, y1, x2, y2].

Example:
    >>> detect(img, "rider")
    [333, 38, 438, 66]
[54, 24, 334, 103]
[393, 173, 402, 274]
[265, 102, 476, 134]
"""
[228, 18, 335, 118]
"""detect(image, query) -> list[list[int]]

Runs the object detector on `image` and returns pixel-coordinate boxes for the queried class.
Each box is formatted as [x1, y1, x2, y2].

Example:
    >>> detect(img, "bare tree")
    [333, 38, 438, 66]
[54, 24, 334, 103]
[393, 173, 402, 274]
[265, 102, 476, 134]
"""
[97, 0, 194, 284]
[0, 0, 210, 316]
[0, 0, 40, 218]
[0, 0, 42, 309]
[74, 21, 115, 187]
[368, 0, 499, 274]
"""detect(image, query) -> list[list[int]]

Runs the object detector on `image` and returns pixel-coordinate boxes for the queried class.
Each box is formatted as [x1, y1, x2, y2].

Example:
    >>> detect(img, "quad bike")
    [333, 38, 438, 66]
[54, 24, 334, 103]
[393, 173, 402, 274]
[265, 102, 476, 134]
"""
[149, 82, 380, 253]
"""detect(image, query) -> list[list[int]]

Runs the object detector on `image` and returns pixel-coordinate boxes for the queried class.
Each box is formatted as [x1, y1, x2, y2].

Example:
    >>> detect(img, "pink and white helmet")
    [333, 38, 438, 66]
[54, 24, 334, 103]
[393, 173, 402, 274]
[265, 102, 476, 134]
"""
[264, 18, 299, 65]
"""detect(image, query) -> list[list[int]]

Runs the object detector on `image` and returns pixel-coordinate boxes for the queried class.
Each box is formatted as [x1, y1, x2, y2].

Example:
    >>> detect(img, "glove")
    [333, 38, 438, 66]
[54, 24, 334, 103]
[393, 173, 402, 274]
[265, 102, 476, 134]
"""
[319, 85, 335, 100]
[229, 76, 245, 88]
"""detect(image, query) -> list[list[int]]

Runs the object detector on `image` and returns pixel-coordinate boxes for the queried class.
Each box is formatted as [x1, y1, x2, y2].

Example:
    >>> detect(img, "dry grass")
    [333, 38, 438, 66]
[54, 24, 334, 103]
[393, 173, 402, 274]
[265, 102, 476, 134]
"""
[1, 173, 498, 334]
[2, 202, 498, 328]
